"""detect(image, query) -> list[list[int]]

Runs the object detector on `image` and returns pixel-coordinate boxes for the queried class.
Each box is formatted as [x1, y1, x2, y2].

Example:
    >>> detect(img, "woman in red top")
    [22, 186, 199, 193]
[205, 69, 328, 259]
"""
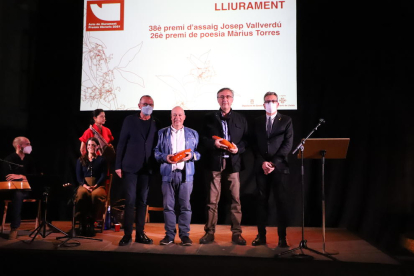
[79, 109, 114, 156]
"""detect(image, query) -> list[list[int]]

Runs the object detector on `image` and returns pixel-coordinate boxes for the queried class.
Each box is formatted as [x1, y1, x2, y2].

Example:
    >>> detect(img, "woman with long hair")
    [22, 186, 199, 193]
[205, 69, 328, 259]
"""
[75, 137, 107, 236]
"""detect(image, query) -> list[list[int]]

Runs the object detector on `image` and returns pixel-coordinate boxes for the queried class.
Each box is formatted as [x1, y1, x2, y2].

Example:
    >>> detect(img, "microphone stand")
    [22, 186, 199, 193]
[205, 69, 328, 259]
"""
[276, 119, 336, 260]
[291, 119, 325, 156]
[25, 188, 68, 243]
[0, 158, 24, 168]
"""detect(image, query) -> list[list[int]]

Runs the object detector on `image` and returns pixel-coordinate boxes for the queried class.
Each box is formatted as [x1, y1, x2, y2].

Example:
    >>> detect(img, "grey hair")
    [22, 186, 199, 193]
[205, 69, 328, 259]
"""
[263, 92, 278, 101]
[217, 88, 234, 97]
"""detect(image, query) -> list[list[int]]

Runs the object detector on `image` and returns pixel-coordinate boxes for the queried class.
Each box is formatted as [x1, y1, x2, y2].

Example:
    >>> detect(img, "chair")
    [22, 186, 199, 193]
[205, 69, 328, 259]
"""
[145, 205, 164, 223]
[95, 174, 113, 232]
[1, 199, 41, 233]
[73, 174, 113, 234]
[74, 174, 113, 233]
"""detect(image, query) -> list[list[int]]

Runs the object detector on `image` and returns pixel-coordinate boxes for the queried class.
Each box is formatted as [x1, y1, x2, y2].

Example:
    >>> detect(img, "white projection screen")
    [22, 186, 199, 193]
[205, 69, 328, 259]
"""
[81, 0, 297, 110]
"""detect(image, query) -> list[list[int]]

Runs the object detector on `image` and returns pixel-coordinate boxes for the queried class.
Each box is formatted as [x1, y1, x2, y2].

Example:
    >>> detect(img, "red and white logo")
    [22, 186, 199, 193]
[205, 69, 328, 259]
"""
[86, 0, 124, 32]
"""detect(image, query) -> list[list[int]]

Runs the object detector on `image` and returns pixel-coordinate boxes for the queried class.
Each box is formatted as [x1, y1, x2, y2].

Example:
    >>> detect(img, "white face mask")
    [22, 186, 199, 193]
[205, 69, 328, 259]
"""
[141, 105, 153, 116]
[265, 102, 277, 114]
[23, 145, 32, 154]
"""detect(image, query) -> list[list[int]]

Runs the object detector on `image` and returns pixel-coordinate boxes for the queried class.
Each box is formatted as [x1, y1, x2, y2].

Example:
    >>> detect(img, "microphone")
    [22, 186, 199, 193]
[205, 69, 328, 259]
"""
[292, 118, 325, 155]
[0, 158, 24, 168]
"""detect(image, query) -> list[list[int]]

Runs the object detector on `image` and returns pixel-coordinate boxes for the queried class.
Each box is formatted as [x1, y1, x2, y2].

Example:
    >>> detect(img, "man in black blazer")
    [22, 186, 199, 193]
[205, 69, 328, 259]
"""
[252, 92, 293, 247]
[199, 88, 248, 245]
[115, 95, 158, 246]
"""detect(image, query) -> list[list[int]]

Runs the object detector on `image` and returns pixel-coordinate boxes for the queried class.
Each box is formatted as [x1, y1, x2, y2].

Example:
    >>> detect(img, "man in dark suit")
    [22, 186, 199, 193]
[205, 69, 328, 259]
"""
[115, 95, 158, 246]
[199, 88, 248, 245]
[252, 92, 293, 247]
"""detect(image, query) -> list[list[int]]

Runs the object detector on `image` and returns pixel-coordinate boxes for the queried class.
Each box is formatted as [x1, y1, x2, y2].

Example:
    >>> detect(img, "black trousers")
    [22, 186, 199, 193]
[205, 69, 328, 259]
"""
[123, 170, 150, 236]
[255, 171, 289, 238]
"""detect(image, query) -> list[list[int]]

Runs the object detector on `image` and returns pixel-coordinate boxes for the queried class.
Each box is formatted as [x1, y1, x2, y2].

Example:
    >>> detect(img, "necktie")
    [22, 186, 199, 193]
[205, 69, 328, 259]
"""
[267, 117, 272, 137]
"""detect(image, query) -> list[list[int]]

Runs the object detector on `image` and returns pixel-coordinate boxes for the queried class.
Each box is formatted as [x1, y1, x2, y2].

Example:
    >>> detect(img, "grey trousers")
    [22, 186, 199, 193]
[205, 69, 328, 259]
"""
[204, 159, 242, 235]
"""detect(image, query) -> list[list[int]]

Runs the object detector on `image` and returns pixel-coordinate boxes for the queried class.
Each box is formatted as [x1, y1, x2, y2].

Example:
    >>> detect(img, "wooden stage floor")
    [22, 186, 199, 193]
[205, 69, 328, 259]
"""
[0, 222, 411, 276]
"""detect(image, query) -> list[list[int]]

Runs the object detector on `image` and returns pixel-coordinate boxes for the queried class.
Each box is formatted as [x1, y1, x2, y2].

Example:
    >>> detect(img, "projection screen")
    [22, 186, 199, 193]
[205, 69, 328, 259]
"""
[81, 0, 297, 110]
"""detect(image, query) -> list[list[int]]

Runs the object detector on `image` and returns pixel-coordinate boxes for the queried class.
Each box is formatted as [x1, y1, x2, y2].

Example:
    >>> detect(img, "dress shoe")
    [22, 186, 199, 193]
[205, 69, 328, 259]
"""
[119, 235, 132, 246]
[135, 232, 153, 244]
[232, 234, 246, 245]
[252, 234, 267, 246]
[8, 228, 18, 240]
[180, 236, 192, 246]
[278, 237, 289, 248]
[160, 236, 174, 245]
[199, 233, 214, 244]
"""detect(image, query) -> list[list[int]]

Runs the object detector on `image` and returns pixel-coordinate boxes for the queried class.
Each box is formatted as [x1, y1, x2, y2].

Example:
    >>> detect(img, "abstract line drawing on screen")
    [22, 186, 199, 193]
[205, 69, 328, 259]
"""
[81, 31, 144, 110]
[188, 50, 215, 82]
[156, 50, 216, 110]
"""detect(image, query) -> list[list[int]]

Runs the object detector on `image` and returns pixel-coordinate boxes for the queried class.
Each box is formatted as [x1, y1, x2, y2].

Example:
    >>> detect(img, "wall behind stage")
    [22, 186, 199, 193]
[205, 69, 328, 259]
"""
[1, 0, 413, 254]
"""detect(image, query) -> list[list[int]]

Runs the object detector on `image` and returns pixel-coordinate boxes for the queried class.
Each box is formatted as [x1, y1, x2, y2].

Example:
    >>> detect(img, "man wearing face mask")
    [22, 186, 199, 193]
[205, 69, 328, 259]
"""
[251, 92, 293, 248]
[1, 137, 36, 239]
[115, 95, 159, 246]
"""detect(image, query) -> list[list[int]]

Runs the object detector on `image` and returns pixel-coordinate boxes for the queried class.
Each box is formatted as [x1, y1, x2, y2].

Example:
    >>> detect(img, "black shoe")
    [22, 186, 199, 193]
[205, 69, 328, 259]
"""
[180, 236, 192, 246]
[160, 236, 174, 245]
[278, 237, 289, 248]
[199, 233, 214, 244]
[119, 235, 132, 246]
[79, 223, 87, 236]
[232, 234, 246, 245]
[85, 219, 96, 237]
[252, 234, 267, 246]
[135, 232, 153, 244]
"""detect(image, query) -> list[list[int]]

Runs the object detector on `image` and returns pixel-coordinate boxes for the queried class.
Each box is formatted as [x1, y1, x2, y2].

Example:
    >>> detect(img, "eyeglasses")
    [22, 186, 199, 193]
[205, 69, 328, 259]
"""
[264, 100, 278, 104]
[217, 95, 233, 100]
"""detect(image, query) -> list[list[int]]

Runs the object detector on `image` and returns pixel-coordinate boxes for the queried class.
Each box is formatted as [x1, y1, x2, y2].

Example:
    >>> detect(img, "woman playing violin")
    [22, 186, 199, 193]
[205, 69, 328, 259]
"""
[79, 109, 114, 156]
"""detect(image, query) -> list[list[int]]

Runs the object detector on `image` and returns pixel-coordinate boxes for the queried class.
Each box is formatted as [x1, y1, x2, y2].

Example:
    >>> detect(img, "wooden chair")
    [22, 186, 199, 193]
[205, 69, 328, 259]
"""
[145, 205, 164, 223]
[74, 174, 113, 233]
[1, 199, 41, 233]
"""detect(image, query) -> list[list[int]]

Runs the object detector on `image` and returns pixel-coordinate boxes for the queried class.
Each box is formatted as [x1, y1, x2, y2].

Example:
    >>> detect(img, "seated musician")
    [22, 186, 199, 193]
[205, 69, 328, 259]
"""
[1, 137, 36, 240]
[79, 109, 114, 158]
[75, 137, 107, 236]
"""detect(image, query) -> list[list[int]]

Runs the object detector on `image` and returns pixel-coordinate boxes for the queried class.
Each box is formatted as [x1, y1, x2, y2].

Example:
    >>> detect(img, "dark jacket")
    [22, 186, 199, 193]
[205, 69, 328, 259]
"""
[201, 109, 248, 172]
[115, 113, 158, 173]
[2, 153, 36, 180]
[253, 113, 293, 174]
[76, 156, 107, 187]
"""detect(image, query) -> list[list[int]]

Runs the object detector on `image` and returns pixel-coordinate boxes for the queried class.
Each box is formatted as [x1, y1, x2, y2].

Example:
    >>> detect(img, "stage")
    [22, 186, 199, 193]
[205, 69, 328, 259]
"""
[1, 222, 411, 276]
